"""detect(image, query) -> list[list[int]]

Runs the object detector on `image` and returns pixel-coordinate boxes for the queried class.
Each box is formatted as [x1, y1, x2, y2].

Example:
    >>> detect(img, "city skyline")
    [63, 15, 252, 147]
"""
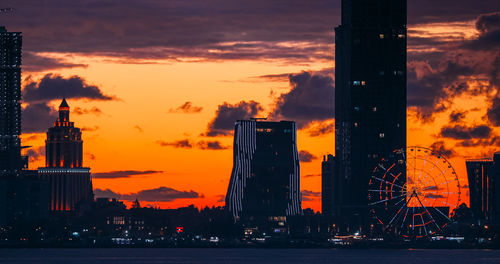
[1, 0, 499, 211]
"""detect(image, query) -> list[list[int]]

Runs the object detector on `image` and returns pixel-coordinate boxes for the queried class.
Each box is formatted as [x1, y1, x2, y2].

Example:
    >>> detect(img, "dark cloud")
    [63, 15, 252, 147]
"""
[306, 121, 334, 137]
[449, 110, 467, 123]
[134, 125, 144, 133]
[430, 141, 455, 158]
[457, 136, 500, 148]
[488, 96, 500, 126]
[22, 52, 88, 73]
[157, 139, 229, 150]
[424, 193, 446, 199]
[407, 1, 500, 24]
[2, 0, 339, 63]
[21, 103, 57, 133]
[93, 189, 121, 199]
[464, 12, 500, 50]
[23, 74, 115, 103]
[216, 195, 225, 203]
[73, 106, 103, 116]
[303, 173, 321, 178]
[92, 170, 163, 179]
[86, 153, 96, 160]
[257, 67, 334, 82]
[2, 0, 498, 63]
[25, 146, 45, 163]
[301, 190, 321, 201]
[81, 126, 99, 132]
[407, 11, 500, 121]
[197, 140, 230, 150]
[204, 101, 263, 137]
[407, 59, 476, 120]
[424, 186, 439, 191]
[94, 187, 201, 202]
[272, 72, 334, 127]
[440, 125, 492, 140]
[156, 139, 193, 149]
[476, 13, 500, 33]
[169, 102, 203, 114]
[23, 134, 41, 141]
[299, 150, 317, 163]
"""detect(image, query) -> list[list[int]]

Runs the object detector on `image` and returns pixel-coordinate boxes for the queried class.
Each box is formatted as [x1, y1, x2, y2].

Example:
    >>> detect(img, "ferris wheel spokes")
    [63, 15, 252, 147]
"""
[368, 146, 461, 239]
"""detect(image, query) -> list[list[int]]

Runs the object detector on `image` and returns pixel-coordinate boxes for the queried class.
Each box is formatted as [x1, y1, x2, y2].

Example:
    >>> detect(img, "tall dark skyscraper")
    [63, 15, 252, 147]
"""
[466, 153, 500, 225]
[321, 154, 337, 217]
[335, 0, 407, 228]
[0, 27, 50, 226]
[38, 99, 92, 212]
[226, 120, 302, 223]
[0, 26, 23, 176]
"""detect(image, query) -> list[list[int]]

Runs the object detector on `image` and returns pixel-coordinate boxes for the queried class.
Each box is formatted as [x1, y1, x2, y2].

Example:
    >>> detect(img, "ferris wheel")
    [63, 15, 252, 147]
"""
[368, 146, 461, 238]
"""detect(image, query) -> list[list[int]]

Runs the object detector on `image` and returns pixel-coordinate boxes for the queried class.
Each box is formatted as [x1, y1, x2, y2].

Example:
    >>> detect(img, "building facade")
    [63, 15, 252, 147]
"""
[334, 0, 407, 229]
[321, 154, 337, 217]
[45, 99, 83, 168]
[225, 120, 302, 222]
[466, 152, 500, 226]
[0, 27, 50, 226]
[38, 99, 92, 212]
[466, 159, 494, 224]
[0, 26, 24, 176]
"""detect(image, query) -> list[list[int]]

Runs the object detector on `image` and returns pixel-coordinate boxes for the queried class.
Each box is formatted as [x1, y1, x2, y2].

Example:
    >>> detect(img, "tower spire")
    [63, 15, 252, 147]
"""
[59, 98, 70, 122]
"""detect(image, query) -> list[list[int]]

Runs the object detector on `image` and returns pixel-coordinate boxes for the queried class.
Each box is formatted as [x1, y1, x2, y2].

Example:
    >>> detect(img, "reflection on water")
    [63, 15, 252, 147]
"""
[1, 248, 500, 264]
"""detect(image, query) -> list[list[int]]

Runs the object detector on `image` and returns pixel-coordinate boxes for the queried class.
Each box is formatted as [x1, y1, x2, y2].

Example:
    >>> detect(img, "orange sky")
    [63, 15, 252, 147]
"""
[19, 20, 498, 212]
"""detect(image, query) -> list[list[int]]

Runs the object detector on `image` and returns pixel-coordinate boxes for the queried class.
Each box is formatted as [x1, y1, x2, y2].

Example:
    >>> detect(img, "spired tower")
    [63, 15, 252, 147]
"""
[334, 0, 407, 230]
[38, 99, 92, 212]
[45, 99, 83, 168]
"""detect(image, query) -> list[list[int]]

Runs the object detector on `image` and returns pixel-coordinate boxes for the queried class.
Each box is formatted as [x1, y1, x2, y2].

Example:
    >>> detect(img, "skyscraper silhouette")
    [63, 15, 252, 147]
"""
[45, 99, 83, 168]
[0, 26, 24, 176]
[38, 99, 92, 212]
[226, 120, 302, 224]
[335, 0, 407, 229]
[0, 27, 49, 225]
[321, 154, 337, 217]
[466, 153, 500, 226]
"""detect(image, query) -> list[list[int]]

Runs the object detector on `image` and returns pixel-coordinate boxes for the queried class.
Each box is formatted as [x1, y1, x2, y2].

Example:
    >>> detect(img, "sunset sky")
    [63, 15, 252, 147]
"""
[2, 0, 500, 211]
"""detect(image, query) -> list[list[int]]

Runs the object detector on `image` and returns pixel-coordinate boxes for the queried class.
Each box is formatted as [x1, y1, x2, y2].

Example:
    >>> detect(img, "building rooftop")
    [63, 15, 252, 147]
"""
[59, 98, 69, 108]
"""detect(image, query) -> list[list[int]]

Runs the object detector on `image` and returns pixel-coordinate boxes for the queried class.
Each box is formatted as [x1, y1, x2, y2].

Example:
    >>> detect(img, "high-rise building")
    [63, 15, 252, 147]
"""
[466, 159, 494, 224]
[322, 154, 339, 217]
[45, 99, 83, 168]
[0, 26, 24, 176]
[466, 152, 500, 226]
[334, 0, 407, 228]
[0, 27, 49, 226]
[494, 153, 500, 225]
[225, 119, 302, 223]
[38, 99, 92, 212]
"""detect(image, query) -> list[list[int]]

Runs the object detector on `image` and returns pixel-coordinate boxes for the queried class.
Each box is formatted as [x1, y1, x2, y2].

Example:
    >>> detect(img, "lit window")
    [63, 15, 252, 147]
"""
[354, 122, 359, 127]
[354, 106, 360, 111]
[379, 133, 385, 138]
[379, 34, 385, 39]
[372, 107, 377, 112]
[353, 81, 361, 86]
[361, 81, 366, 85]
[398, 34, 406, 39]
